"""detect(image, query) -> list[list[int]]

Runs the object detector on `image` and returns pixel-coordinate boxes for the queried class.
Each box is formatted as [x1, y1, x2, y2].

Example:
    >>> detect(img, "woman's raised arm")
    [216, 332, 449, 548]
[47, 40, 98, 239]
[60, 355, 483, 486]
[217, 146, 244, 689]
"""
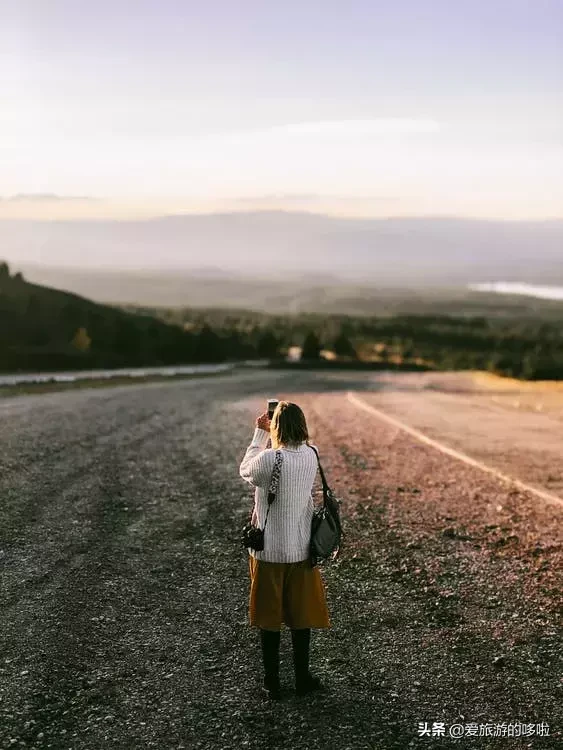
[239, 424, 274, 488]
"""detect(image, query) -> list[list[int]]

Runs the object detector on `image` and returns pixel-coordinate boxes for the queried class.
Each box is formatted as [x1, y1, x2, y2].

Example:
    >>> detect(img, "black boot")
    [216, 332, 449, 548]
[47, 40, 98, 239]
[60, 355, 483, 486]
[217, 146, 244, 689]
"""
[259, 628, 282, 700]
[291, 628, 325, 696]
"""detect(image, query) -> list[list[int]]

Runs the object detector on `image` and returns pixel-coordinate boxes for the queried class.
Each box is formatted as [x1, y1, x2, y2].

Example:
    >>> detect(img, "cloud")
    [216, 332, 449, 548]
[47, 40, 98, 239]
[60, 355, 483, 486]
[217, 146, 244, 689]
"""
[232, 193, 401, 203]
[6, 193, 100, 202]
[202, 118, 443, 147]
[269, 119, 442, 136]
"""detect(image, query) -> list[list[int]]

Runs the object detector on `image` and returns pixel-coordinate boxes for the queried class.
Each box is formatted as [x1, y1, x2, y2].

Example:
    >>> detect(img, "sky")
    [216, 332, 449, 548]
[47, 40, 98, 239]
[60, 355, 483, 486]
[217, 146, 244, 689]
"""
[1, 0, 562, 219]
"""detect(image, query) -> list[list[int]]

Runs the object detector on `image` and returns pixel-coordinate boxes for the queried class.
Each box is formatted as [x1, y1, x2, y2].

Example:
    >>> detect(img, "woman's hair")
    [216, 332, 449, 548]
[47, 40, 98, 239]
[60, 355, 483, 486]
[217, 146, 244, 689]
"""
[270, 401, 309, 449]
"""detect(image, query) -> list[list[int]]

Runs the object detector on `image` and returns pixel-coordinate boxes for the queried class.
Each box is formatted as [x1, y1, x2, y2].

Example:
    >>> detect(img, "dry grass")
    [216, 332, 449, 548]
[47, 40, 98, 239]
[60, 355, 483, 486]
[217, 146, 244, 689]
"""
[473, 371, 563, 392]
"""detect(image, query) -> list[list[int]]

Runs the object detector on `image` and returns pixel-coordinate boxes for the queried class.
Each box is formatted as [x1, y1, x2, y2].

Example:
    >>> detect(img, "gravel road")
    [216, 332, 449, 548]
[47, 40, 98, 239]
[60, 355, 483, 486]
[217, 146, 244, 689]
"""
[0, 369, 561, 750]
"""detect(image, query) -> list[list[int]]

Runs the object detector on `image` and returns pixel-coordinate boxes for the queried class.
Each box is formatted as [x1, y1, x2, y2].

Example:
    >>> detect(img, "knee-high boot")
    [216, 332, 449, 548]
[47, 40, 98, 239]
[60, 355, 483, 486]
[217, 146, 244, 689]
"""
[259, 628, 281, 699]
[290, 627, 325, 695]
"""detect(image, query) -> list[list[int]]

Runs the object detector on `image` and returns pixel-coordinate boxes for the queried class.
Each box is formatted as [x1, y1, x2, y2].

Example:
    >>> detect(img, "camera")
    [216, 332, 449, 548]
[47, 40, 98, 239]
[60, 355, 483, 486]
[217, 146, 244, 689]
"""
[267, 398, 279, 420]
[241, 523, 265, 551]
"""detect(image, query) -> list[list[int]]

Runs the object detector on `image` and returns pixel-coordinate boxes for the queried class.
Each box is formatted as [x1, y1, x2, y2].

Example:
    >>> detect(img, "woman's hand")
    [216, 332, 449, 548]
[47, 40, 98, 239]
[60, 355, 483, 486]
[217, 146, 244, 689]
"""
[256, 412, 271, 431]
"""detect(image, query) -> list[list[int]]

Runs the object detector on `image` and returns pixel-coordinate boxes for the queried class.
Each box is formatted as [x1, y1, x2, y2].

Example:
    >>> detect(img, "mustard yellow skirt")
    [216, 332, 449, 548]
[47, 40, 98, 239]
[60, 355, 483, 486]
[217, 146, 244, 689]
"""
[248, 555, 331, 630]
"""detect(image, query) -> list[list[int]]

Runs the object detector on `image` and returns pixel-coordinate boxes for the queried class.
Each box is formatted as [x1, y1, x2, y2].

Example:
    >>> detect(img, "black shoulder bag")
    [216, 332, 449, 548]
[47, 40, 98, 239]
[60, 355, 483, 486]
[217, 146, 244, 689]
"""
[241, 450, 283, 551]
[308, 445, 343, 567]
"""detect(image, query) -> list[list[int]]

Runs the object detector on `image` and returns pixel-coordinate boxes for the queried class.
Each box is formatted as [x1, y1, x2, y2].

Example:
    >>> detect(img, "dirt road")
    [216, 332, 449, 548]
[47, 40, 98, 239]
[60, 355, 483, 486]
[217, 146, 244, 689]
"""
[0, 369, 560, 749]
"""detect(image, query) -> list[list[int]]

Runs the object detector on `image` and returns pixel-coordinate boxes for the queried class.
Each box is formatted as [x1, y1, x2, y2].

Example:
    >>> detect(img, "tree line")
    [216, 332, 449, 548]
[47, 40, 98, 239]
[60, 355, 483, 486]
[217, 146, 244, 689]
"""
[1, 262, 562, 379]
[131, 303, 563, 380]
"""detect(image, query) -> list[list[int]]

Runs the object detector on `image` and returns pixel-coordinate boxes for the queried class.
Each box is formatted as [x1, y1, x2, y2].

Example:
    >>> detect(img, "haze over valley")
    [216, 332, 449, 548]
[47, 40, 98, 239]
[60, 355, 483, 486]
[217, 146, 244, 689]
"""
[3, 212, 562, 308]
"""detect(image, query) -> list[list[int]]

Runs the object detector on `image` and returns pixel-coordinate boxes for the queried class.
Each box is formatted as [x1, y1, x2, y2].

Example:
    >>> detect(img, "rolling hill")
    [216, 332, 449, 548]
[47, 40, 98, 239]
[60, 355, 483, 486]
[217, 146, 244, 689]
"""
[0, 263, 230, 373]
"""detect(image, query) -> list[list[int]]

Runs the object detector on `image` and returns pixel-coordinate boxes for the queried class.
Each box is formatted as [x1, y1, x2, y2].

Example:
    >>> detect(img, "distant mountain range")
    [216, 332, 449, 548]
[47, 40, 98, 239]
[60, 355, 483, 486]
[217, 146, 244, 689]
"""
[8, 264, 562, 321]
[1, 210, 561, 287]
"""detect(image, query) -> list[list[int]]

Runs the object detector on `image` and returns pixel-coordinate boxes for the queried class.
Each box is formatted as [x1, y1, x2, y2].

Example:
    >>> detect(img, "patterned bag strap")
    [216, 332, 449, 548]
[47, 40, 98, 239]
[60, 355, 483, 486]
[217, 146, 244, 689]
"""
[263, 450, 283, 530]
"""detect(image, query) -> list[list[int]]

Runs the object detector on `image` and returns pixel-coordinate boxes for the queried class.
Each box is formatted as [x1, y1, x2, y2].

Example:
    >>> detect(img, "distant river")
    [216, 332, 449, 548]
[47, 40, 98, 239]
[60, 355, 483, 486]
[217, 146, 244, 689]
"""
[468, 282, 563, 301]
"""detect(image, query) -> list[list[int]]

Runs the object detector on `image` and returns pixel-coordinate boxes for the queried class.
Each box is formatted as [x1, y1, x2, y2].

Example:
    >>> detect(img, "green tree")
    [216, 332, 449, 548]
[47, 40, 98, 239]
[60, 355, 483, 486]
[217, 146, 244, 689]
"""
[333, 329, 357, 358]
[222, 328, 253, 360]
[195, 323, 226, 363]
[257, 329, 280, 358]
[113, 317, 142, 362]
[301, 331, 322, 359]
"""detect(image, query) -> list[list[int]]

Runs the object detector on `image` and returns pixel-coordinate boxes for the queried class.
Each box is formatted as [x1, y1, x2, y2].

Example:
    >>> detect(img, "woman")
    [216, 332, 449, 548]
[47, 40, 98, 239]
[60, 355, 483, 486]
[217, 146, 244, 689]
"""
[239, 401, 331, 700]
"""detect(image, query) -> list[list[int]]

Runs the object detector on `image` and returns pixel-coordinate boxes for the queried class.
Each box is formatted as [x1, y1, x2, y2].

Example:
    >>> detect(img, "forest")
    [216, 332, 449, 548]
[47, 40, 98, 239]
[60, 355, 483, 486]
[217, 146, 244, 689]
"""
[1, 262, 562, 380]
[132, 303, 563, 380]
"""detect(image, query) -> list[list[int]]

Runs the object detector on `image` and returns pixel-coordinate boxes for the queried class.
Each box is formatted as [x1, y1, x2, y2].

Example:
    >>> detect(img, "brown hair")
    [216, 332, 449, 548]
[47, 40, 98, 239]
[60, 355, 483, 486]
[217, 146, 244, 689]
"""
[270, 401, 309, 449]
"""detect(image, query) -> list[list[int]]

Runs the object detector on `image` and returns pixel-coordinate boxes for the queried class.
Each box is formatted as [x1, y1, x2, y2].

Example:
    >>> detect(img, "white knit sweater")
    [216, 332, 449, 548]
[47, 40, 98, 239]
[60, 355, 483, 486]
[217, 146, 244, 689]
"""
[239, 427, 319, 563]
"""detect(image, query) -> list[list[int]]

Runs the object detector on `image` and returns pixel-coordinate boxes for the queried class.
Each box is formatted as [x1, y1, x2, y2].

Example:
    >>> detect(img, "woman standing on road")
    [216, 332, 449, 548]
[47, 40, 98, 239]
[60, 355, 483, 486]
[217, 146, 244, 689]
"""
[239, 401, 331, 700]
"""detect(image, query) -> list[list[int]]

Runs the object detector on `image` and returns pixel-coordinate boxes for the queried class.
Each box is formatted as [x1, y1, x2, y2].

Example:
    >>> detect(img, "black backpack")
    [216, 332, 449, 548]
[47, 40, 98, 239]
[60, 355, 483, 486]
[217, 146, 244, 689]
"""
[308, 445, 343, 567]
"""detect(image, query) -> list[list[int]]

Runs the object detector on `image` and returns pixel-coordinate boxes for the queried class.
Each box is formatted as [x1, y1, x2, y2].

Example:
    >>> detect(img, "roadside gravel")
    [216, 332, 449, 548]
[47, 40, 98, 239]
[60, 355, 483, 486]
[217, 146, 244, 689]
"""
[0, 371, 560, 750]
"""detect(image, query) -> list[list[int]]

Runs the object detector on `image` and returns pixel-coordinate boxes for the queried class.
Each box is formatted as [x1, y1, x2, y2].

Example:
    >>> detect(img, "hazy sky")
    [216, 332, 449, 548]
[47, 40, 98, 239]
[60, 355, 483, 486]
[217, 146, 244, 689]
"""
[2, 0, 562, 219]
